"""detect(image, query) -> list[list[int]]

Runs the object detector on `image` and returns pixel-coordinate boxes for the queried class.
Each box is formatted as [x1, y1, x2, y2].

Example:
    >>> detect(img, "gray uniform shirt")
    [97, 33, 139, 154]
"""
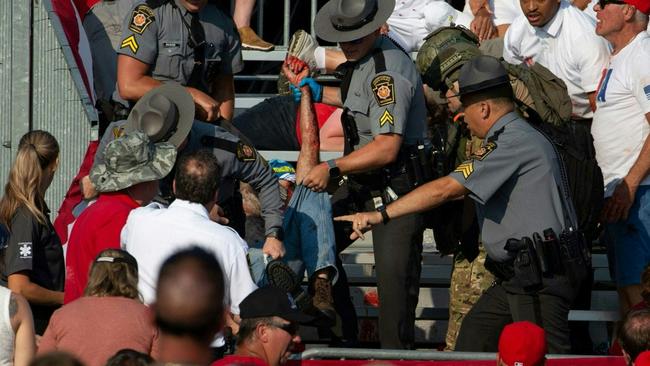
[95, 120, 284, 236]
[115, 0, 243, 99]
[345, 36, 428, 149]
[448, 112, 575, 262]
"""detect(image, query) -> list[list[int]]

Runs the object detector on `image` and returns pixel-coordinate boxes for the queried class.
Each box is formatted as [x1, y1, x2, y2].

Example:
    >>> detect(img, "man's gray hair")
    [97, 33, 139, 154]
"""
[633, 8, 649, 26]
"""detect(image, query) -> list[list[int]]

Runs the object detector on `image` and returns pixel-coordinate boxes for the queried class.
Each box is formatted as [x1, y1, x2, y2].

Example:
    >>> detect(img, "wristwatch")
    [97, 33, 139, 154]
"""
[266, 228, 284, 241]
[326, 159, 341, 179]
[377, 205, 391, 225]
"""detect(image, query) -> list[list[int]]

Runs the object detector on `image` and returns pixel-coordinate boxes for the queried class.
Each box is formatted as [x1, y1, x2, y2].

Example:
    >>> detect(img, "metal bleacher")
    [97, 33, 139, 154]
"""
[237, 2, 620, 352]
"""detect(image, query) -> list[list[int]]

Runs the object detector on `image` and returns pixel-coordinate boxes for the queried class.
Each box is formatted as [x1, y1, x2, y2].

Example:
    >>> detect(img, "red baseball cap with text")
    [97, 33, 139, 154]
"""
[637, 351, 650, 366]
[498, 321, 547, 366]
[623, 0, 650, 15]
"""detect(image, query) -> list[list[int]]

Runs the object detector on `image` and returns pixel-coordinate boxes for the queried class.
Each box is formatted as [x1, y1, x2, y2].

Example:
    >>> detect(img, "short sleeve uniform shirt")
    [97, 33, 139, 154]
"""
[117, 0, 243, 93]
[448, 112, 570, 262]
[345, 36, 428, 149]
[0, 206, 64, 334]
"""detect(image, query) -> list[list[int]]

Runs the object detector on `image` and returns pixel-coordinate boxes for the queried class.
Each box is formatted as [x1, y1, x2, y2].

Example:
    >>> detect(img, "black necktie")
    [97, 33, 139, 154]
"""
[187, 12, 206, 87]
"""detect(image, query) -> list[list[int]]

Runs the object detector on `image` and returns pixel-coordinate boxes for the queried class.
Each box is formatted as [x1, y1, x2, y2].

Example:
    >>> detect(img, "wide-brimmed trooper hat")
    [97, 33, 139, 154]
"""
[90, 131, 177, 193]
[458, 55, 510, 99]
[314, 0, 395, 43]
[124, 83, 194, 147]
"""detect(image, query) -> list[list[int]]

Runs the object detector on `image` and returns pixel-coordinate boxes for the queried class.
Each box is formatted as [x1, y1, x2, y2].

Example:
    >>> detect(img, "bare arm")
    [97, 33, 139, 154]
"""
[602, 113, 650, 222]
[8, 273, 63, 306]
[322, 86, 343, 107]
[116, 55, 161, 101]
[588, 91, 597, 113]
[335, 176, 468, 239]
[211, 74, 236, 121]
[10, 292, 36, 366]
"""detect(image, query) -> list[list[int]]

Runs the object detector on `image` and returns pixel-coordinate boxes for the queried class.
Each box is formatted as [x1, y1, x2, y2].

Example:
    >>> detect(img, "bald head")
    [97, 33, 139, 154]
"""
[619, 308, 650, 362]
[154, 247, 226, 343]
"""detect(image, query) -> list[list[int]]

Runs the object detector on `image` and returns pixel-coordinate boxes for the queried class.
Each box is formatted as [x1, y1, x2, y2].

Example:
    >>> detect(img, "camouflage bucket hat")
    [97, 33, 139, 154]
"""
[90, 131, 177, 193]
[416, 26, 481, 90]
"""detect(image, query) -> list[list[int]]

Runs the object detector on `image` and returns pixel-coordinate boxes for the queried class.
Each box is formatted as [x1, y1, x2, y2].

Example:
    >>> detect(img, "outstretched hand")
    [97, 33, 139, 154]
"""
[333, 211, 382, 240]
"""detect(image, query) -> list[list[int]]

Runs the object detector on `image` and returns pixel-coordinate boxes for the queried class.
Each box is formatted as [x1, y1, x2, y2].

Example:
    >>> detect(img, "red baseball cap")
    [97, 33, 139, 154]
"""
[623, 0, 650, 15]
[636, 351, 650, 366]
[498, 321, 547, 366]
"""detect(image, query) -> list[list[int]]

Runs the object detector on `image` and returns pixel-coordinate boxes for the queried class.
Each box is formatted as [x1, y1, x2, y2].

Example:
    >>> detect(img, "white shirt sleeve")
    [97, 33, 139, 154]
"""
[227, 236, 258, 314]
[502, 21, 523, 64]
[629, 51, 650, 115]
[576, 36, 610, 92]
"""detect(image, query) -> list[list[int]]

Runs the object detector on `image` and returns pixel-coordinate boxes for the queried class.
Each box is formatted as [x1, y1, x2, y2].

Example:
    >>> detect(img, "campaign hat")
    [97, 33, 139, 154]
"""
[314, 0, 395, 43]
[458, 55, 510, 98]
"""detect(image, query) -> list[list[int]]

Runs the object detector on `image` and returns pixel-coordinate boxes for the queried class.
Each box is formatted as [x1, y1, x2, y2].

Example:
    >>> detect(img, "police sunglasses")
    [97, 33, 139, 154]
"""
[598, 0, 626, 8]
[269, 321, 300, 336]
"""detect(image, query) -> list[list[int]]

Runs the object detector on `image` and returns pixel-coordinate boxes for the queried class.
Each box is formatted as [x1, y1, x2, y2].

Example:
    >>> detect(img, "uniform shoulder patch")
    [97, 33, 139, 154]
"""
[454, 161, 474, 179]
[236, 142, 257, 162]
[371, 74, 395, 107]
[121, 35, 139, 54]
[470, 141, 497, 161]
[128, 4, 154, 35]
[379, 109, 394, 127]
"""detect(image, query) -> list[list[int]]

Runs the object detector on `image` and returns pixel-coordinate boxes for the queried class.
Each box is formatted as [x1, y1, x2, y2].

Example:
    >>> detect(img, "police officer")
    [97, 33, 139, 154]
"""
[299, 0, 429, 349]
[97, 84, 286, 260]
[337, 56, 586, 353]
[115, 0, 242, 122]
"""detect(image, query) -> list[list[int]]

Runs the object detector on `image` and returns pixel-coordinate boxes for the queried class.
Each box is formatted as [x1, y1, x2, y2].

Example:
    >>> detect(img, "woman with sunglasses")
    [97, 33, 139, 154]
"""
[0, 130, 64, 335]
[38, 249, 159, 366]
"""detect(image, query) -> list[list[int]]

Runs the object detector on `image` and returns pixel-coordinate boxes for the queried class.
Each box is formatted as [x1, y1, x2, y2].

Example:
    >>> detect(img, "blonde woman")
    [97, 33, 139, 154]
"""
[39, 249, 159, 366]
[0, 130, 64, 335]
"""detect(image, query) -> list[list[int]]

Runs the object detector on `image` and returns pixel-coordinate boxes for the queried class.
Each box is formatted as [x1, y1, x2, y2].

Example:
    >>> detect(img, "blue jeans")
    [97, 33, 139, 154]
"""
[606, 185, 650, 286]
[246, 185, 338, 286]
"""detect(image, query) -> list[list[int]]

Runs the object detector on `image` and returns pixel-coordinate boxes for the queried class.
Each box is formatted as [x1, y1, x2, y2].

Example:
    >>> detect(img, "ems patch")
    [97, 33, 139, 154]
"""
[454, 161, 474, 179]
[236, 142, 257, 162]
[121, 35, 139, 54]
[128, 4, 154, 34]
[18, 242, 32, 259]
[372, 75, 395, 107]
[644, 85, 650, 101]
[379, 109, 394, 127]
[470, 141, 497, 161]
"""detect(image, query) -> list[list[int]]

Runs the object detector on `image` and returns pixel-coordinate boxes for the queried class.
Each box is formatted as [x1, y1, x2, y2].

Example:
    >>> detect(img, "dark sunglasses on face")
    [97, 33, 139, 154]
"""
[598, 0, 626, 8]
[270, 321, 299, 336]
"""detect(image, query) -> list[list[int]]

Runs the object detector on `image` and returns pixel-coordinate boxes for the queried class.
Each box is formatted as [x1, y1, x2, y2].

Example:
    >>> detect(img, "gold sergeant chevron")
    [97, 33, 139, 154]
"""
[379, 109, 394, 127]
[121, 35, 139, 54]
[454, 161, 474, 179]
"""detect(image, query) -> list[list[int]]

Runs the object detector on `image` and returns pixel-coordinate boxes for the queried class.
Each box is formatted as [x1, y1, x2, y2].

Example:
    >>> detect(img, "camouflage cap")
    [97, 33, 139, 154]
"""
[416, 26, 481, 91]
[90, 131, 177, 193]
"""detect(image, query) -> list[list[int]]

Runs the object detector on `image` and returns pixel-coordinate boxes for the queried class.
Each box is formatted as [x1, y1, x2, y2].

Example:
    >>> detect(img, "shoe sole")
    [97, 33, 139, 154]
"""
[242, 43, 275, 51]
[266, 260, 312, 311]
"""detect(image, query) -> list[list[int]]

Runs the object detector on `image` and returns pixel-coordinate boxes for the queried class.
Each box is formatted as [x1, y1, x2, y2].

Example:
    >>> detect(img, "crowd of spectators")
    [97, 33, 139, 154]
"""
[2, 0, 650, 364]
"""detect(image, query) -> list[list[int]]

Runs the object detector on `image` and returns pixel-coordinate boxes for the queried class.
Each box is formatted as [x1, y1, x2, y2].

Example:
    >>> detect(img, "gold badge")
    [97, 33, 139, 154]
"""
[470, 141, 497, 161]
[121, 35, 139, 54]
[128, 4, 154, 34]
[454, 161, 474, 179]
[112, 127, 125, 139]
[236, 142, 257, 162]
[372, 75, 395, 107]
[379, 109, 394, 127]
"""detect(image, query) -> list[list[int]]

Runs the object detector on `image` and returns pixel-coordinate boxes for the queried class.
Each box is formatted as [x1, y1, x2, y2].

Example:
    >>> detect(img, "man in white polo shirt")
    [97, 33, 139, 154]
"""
[503, 0, 610, 119]
[591, 0, 650, 316]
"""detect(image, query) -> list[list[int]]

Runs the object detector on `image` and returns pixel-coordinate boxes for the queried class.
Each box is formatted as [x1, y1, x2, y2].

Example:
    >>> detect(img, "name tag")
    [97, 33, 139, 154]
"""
[163, 42, 180, 48]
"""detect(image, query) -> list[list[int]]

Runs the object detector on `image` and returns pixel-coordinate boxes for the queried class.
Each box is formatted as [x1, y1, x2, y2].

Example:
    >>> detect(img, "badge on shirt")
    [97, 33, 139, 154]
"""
[372, 75, 395, 107]
[454, 161, 474, 179]
[128, 4, 154, 35]
[18, 242, 32, 259]
[236, 142, 257, 162]
[379, 109, 394, 127]
[470, 141, 497, 161]
[121, 35, 139, 54]
[112, 126, 125, 139]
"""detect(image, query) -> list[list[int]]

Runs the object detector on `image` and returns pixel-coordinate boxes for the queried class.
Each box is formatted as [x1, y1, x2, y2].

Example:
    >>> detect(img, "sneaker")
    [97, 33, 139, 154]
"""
[238, 26, 274, 51]
[266, 260, 311, 311]
[287, 29, 319, 71]
[311, 276, 336, 326]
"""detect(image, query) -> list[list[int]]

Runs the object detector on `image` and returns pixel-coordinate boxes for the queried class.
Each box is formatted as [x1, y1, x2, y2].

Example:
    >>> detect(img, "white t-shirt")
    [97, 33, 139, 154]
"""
[387, 0, 472, 52]
[503, 1, 610, 118]
[463, 0, 523, 26]
[592, 32, 650, 196]
[121, 199, 257, 346]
